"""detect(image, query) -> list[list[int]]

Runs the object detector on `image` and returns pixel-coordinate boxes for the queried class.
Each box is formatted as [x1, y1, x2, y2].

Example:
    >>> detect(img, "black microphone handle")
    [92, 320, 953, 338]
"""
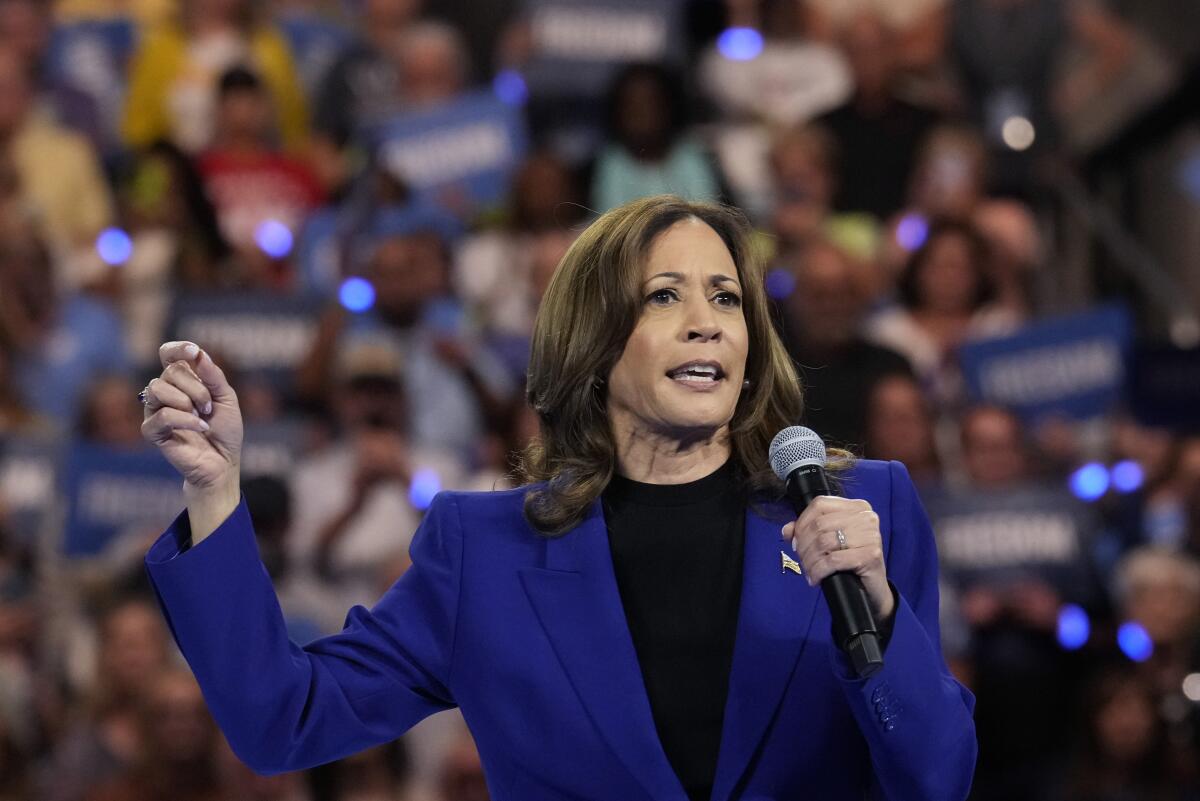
[785, 464, 884, 679]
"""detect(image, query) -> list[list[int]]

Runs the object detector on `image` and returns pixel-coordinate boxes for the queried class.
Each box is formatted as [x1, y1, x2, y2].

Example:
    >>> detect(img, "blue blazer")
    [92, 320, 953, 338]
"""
[145, 459, 976, 800]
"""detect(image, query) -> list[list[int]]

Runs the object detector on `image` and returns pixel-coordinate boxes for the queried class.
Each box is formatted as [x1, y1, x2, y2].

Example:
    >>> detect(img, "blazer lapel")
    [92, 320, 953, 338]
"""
[518, 499, 689, 801]
[709, 502, 822, 801]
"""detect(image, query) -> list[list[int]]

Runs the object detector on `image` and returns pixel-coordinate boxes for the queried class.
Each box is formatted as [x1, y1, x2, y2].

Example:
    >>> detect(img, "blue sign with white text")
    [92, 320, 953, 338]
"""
[375, 91, 529, 217]
[959, 306, 1132, 421]
[62, 443, 183, 557]
[166, 292, 324, 390]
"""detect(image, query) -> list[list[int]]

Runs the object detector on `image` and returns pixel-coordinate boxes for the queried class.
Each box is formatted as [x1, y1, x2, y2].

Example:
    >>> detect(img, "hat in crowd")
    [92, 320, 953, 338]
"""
[334, 335, 406, 385]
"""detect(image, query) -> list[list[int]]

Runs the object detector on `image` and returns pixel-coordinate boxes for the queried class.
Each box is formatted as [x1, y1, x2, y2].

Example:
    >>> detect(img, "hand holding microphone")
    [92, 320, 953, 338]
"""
[770, 427, 893, 678]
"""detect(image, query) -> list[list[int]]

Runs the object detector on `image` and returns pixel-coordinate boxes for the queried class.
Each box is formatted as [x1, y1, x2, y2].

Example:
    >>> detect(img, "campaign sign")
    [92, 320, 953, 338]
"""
[1126, 344, 1200, 433]
[46, 19, 137, 86]
[0, 435, 65, 545]
[959, 305, 1132, 421]
[166, 292, 324, 390]
[241, 418, 310, 479]
[62, 443, 183, 557]
[376, 90, 529, 214]
[520, 0, 685, 98]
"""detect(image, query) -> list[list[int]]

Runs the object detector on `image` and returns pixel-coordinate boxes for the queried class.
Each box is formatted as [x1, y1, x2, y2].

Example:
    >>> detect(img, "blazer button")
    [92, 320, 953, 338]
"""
[871, 688, 884, 704]
[884, 720, 896, 732]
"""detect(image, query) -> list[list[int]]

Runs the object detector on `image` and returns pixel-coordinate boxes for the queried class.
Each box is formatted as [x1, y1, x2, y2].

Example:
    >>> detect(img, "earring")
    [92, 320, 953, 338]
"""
[742, 379, 751, 390]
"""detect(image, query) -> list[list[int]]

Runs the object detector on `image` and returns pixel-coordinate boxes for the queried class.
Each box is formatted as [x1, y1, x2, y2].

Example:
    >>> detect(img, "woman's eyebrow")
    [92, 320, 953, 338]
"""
[644, 271, 741, 288]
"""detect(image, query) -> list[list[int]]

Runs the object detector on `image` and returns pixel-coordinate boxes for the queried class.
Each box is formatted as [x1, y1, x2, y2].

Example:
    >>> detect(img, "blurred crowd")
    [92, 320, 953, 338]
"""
[0, 0, 1198, 799]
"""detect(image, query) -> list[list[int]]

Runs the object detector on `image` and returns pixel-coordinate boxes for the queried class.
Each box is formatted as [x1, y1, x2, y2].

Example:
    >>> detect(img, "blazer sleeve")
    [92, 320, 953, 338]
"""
[829, 460, 978, 801]
[143, 490, 464, 775]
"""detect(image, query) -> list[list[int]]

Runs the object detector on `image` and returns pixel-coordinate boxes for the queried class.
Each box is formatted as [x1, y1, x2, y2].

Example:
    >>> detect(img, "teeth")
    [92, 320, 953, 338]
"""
[669, 364, 719, 378]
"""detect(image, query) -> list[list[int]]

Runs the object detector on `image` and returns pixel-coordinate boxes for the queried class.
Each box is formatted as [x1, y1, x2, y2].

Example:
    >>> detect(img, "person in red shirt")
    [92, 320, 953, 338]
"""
[196, 67, 324, 291]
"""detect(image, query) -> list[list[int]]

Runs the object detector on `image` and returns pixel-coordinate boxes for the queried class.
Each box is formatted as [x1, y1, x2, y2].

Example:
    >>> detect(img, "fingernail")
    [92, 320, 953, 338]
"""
[191, 408, 199, 418]
[198, 419, 210, 431]
[184, 343, 199, 359]
[202, 401, 212, 415]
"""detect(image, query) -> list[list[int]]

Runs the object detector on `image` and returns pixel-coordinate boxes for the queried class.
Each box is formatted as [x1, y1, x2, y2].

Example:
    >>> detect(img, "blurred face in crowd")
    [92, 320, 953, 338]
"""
[787, 240, 865, 347]
[0, 233, 55, 325]
[1124, 563, 1200, 646]
[369, 233, 449, 323]
[82, 376, 146, 447]
[866, 375, 935, 468]
[398, 27, 466, 108]
[140, 671, 217, 765]
[0, 0, 49, 67]
[217, 86, 273, 146]
[614, 72, 672, 156]
[365, 0, 422, 32]
[913, 230, 983, 315]
[0, 47, 31, 136]
[100, 602, 169, 700]
[193, 0, 250, 24]
[841, 13, 895, 101]
[961, 406, 1026, 488]
[1093, 679, 1157, 764]
[606, 220, 748, 444]
[909, 131, 987, 220]
[770, 130, 835, 247]
[513, 154, 579, 231]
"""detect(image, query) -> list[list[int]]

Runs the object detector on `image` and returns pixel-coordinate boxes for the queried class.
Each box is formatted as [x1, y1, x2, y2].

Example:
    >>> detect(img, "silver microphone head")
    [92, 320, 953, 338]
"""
[768, 426, 827, 481]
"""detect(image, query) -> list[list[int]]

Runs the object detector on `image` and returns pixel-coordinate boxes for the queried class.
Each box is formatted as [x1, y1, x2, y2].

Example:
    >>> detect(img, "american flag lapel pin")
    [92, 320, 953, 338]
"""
[781, 551, 802, 575]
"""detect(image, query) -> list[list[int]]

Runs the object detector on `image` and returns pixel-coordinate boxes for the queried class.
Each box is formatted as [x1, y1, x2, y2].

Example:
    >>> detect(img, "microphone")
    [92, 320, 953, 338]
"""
[769, 426, 884, 678]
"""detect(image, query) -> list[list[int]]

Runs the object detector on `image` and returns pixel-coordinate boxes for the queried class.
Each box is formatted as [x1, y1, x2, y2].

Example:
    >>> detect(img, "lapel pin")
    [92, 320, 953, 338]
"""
[781, 551, 803, 575]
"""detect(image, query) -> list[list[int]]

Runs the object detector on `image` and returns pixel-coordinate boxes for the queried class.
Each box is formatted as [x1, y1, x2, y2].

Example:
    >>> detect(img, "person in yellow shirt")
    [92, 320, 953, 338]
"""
[122, 0, 308, 154]
[55, 0, 175, 26]
[0, 46, 114, 289]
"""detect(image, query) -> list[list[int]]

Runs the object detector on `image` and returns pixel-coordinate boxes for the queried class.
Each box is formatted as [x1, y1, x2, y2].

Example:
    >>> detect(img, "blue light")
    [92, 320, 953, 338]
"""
[255, 220, 294, 258]
[408, 468, 442, 510]
[1117, 621, 1153, 662]
[493, 69, 528, 106]
[895, 213, 928, 251]
[717, 27, 763, 61]
[765, 267, 796, 300]
[1110, 460, 1145, 494]
[96, 228, 133, 265]
[1069, 462, 1110, 502]
[338, 277, 376, 313]
[1056, 604, 1090, 650]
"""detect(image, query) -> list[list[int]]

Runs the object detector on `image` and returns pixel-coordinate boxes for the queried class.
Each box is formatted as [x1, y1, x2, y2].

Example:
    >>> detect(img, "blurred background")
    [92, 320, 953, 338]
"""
[0, 0, 1198, 798]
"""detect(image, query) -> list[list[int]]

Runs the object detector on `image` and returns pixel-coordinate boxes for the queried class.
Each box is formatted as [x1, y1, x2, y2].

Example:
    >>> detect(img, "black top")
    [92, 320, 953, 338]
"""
[602, 459, 744, 801]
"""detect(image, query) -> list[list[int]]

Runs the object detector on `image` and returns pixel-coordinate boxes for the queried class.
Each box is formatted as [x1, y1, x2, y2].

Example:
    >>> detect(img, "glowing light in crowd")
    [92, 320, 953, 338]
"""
[339, 277, 376, 313]
[765, 267, 796, 300]
[1110, 460, 1145, 494]
[255, 220, 294, 258]
[895, 213, 928, 251]
[1069, 462, 1109, 502]
[1117, 621, 1153, 662]
[1056, 604, 1090, 650]
[493, 69, 528, 106]
[1001, 116, 1036, 151]
[96, 228, 133, 266]
[409, 468, 442, 510]
[717, 28, 763, 61]
[1183, 673, 1200, 702]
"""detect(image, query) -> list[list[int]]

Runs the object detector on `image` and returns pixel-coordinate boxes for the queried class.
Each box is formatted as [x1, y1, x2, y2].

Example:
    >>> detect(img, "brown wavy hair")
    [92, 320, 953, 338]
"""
[516, 195, 849, 536]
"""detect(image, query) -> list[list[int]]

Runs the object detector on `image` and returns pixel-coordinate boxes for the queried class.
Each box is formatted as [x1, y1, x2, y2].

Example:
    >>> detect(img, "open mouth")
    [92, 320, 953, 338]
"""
[665, 361, 726, 385]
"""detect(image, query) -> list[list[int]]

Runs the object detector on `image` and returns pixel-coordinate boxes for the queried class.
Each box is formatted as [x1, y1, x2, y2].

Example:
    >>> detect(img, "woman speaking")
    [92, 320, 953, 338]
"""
[139, 196, 976, 801]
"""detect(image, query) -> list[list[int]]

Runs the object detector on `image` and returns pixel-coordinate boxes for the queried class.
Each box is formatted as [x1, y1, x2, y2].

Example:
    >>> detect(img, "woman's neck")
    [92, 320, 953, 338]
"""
[610, 415, 732, 484]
